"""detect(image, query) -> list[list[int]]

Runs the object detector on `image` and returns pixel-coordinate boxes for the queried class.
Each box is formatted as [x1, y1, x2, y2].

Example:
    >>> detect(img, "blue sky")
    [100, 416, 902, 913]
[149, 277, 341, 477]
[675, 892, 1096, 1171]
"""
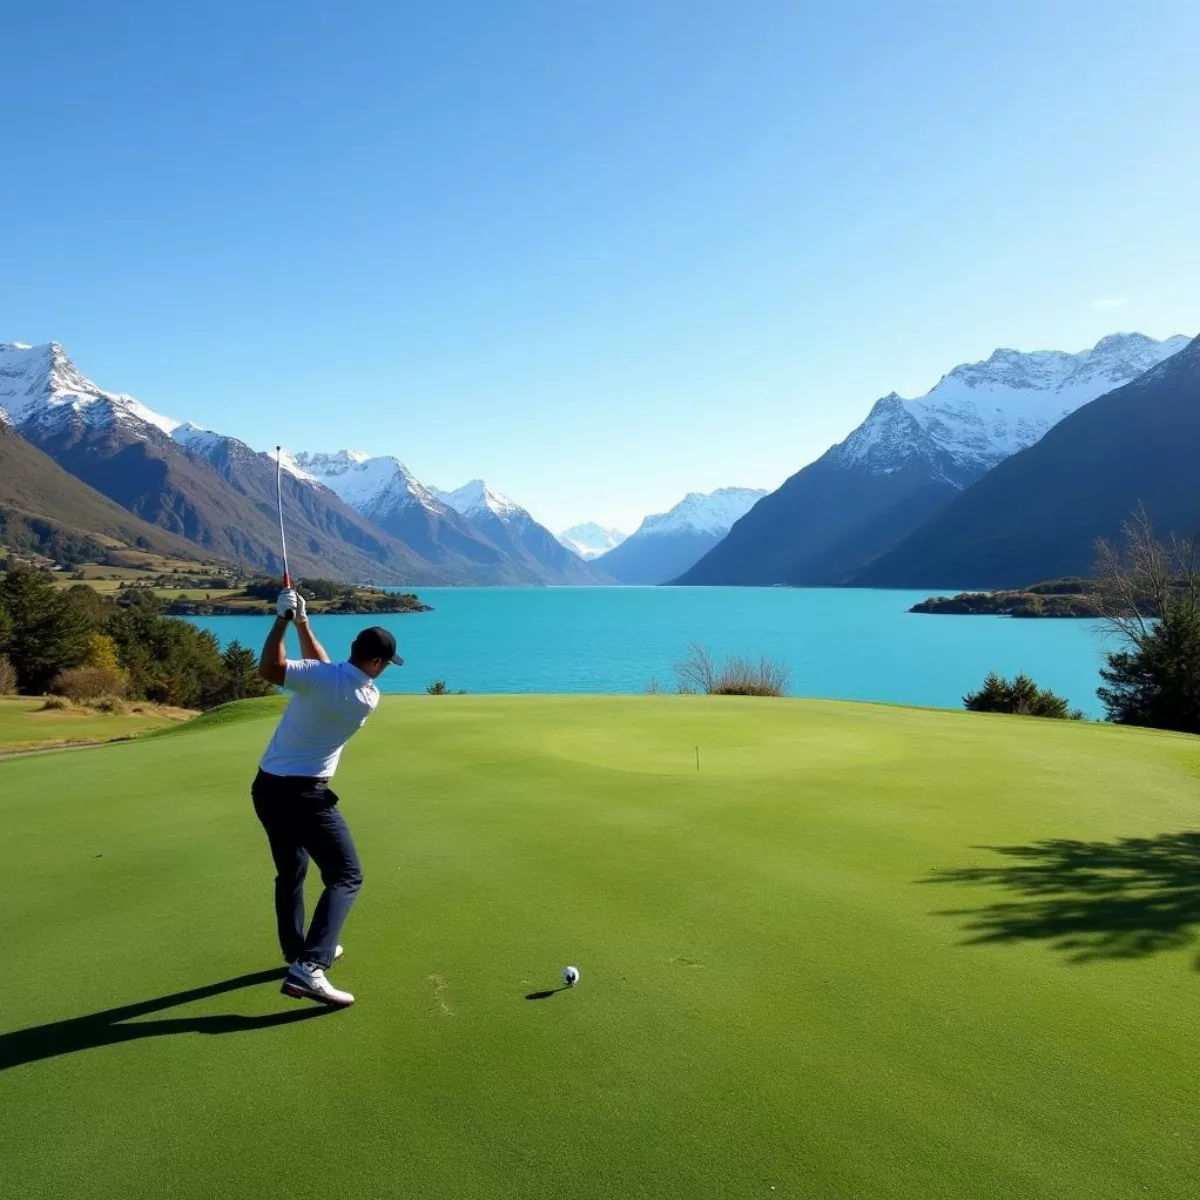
[3, 1, 1198, 532]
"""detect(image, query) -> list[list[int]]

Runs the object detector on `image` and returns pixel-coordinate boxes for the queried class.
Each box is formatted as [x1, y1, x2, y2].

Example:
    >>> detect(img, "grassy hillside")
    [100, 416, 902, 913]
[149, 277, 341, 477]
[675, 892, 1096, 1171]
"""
[0, 696, 194, 753]
[0, 419, 216, 565]
[2, 697, 1199, 1199]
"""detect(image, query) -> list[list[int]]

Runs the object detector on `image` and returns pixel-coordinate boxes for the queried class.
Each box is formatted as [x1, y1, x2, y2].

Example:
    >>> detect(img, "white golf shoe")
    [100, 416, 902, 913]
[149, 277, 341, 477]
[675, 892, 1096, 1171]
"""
[282, 960, 355, 1008]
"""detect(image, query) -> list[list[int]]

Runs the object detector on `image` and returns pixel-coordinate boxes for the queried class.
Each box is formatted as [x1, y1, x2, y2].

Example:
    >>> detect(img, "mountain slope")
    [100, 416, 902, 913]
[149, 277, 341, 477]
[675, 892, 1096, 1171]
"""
[0, 420, 208, 564]
[1, 343, 446, 584]
[557, 523, 627, 560]
[598, 488, 767, 584]
[436, 481, 610, 584]
[677, 333, 1190, 587]
[852, 333, 1200, 589]
[292, 452, 538, 583]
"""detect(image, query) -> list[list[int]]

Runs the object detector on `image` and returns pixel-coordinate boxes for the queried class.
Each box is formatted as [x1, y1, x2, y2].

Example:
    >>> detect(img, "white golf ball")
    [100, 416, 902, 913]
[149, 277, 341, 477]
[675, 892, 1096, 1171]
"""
[563, 966, 580, 987]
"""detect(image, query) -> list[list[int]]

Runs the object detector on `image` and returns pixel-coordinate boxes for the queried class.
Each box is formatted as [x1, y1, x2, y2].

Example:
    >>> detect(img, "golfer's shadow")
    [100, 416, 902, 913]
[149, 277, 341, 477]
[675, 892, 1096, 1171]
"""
[0, 968, 331, 1072]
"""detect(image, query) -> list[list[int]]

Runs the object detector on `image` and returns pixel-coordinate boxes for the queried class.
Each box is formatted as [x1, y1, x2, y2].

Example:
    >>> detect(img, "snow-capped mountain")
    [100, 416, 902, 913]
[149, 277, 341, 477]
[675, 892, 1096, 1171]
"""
[294, 454, 608, 584]
[557, 523, 626, 560]
[679, 331, 1192, 587]
[0, 342, 440, 583]
[595, 487, 767, 584]
[855, 332, 1200, 587]
[433, 479, 609, 585]
[294, 450, 446, 520]
[0, 341, 180, 437]
[831, 332, 1190, 483]
[291, 450, 519, 579]
[435, 479, 523, 521]
[635, 488, 767, 538]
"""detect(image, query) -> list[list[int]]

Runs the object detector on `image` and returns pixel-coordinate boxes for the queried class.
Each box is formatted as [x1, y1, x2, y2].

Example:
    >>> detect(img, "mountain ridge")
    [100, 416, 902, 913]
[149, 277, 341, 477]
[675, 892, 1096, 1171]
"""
[678, 331, 1190, 587]
[2, 343, 452, 584]
[597, 487, 767, 584]
[852, 333, 1200, 588]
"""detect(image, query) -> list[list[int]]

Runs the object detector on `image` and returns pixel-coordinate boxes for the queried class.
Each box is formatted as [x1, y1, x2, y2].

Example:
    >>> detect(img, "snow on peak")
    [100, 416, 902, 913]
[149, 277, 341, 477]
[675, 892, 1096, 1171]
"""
[172, 422, 229, 455]
[635, 487, 768, 538]
[0, 341, 180, 436]
[557, 523, 627, 559]
[831, 330, 1191, 479]
[293, 449, 445, 515]
[435, 479, 524, 522]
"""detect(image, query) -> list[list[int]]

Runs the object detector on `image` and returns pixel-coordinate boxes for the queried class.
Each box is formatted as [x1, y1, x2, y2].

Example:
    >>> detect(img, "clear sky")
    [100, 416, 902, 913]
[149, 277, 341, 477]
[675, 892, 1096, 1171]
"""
[3, 1, 1198, 533]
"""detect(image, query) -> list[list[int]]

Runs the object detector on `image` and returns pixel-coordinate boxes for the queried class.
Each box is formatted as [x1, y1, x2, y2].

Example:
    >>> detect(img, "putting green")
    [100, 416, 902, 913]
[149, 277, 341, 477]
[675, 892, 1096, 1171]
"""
[3, 696, 1199, 1199]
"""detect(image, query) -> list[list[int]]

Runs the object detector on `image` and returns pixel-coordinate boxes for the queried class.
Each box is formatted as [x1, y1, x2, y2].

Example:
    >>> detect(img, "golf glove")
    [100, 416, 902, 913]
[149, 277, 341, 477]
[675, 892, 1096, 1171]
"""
[277, 588, 305, 621]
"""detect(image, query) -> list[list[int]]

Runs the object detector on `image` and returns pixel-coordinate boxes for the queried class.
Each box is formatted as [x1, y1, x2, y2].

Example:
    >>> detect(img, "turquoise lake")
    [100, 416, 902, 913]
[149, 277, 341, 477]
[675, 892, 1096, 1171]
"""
[188, 587, 1113, 716]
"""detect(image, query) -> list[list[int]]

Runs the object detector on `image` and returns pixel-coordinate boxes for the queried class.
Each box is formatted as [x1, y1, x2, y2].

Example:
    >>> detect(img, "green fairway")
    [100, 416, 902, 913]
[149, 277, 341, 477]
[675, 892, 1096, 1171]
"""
[2, 697, 1199, 1199]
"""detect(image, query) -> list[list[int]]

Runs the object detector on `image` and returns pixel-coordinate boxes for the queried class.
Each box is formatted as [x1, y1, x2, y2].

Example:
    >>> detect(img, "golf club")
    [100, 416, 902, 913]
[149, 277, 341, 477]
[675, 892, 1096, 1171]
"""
[275, 445, 294, 621]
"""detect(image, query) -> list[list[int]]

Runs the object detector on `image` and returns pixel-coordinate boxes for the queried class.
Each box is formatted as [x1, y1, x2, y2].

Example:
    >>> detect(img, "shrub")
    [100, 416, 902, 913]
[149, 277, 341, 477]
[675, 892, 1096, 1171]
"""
[51, 666, 127, 702]
[426, 680, 449, 695]
[0, 655, 17, 695]
[675, 644, 789, 697]
[963, 672, 1082, 719]
[91, 695, 128, 714]
[39, 695, 74, 711]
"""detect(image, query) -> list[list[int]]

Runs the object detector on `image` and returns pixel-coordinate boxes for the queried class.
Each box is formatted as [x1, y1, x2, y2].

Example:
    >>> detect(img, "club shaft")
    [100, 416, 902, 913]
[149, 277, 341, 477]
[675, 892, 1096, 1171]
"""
[275, 445, 291, 588]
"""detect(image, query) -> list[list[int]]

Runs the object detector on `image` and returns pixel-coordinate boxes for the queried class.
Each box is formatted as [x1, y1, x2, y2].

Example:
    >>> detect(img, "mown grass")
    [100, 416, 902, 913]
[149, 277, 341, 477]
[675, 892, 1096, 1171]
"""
[2, 696, 1199, 1199]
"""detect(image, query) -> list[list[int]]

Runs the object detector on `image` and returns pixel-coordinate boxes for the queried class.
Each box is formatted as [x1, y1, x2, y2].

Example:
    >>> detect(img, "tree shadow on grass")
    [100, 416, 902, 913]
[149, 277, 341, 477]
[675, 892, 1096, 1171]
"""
[0, 967, 333, 1072]
[923, 831, 1200, 967]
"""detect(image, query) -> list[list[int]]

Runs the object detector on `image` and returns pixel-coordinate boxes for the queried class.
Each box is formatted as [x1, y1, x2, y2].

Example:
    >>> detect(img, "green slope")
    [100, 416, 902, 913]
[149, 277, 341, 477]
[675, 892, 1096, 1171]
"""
[2, 697, 1199, 1199]
[0, 419, 209, 562]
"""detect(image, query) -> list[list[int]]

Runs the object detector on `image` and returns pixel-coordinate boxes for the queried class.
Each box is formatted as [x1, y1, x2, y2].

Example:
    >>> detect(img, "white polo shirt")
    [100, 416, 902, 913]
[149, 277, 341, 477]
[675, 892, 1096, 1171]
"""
[259, 659, 380, 779]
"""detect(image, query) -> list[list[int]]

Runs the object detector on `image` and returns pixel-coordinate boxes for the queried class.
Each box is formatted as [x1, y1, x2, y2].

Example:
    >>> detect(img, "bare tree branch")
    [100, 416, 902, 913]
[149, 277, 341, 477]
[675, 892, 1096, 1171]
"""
[1092, 506, 1200, 648]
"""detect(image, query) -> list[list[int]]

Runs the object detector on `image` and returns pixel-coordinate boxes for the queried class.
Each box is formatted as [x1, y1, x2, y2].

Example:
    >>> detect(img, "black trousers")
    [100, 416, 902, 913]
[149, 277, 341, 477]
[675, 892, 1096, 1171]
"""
[251, 769, 363, 970]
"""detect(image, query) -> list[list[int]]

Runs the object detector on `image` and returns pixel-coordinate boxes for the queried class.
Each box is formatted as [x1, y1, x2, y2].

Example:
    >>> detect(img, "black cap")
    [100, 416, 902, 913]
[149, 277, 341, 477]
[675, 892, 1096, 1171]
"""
[350, 626, 404, 666]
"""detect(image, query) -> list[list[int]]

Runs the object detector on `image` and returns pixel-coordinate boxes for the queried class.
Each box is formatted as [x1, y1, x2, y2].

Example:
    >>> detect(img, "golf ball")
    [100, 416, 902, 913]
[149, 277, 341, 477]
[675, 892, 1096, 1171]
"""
[563, 966, 580, 987]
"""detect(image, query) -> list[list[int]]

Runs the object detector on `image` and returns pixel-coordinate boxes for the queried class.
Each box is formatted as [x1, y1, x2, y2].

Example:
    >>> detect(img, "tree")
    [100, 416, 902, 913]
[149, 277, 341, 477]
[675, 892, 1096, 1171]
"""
[0, 567, 93, 693]
[104, 593, 225, 707]
[217, 641, 276, 703]
[963, 671, 1080, 719]
[1093, 510, 1200, 734]
[80, 632, 123, 675]
[1097, 604, 1200, 733]
[0, 596, 12, 657]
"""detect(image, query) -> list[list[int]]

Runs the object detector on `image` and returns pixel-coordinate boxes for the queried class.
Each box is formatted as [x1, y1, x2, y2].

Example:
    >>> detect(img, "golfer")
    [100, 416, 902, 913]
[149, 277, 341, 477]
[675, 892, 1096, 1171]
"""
[252, 588, 403, 1007]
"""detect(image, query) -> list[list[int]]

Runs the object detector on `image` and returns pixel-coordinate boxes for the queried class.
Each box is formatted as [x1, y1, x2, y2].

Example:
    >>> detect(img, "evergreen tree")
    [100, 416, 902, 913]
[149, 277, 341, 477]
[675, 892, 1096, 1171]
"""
[1097, 602, 1200, 734]
[0, 596, 12, 657]
[218, 641, 276, 702]
[0, 567, 93, 693]
[1093, 510, 1200, 734]
[104, 593, 225, 707]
